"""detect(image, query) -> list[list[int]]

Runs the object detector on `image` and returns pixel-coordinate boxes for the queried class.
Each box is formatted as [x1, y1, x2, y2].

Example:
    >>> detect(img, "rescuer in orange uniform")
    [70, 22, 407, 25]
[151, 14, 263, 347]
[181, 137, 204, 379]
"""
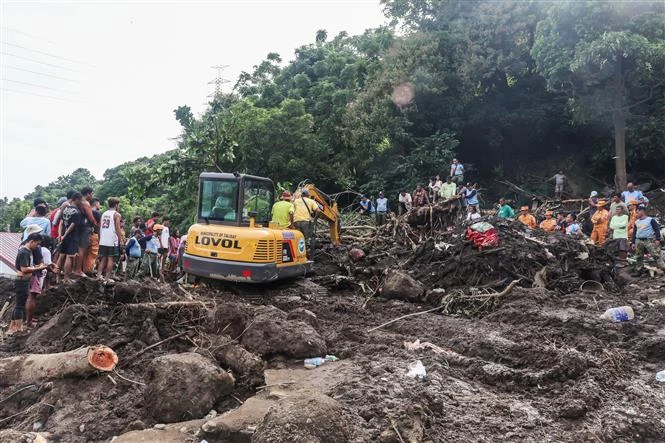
[539, 210, 557, 232]
[590, 200, 610, 246]
[518, 206, 537, 229]
[627, 199, 639, 241]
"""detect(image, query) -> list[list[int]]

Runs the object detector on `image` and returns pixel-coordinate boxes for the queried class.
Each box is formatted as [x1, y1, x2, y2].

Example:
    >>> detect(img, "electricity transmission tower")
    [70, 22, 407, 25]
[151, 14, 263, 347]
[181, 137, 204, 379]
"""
[207, 65, 230, 101]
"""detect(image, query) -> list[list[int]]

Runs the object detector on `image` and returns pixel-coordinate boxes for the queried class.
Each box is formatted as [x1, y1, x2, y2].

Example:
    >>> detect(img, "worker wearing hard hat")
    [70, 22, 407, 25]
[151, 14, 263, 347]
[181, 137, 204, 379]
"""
[539, 211, 557, 232]
[590, 200, 610, 246]
[518, 206, 536, 229]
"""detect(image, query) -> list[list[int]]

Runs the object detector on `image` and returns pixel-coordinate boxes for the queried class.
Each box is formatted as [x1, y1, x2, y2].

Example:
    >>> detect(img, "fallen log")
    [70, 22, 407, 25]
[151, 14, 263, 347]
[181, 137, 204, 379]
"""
[367, 279, 521, 332]
[341, 225, 378, 231]
[0, 345, 118, 386]
[125, 301, 212, 308]
[210, 336, 265, 387]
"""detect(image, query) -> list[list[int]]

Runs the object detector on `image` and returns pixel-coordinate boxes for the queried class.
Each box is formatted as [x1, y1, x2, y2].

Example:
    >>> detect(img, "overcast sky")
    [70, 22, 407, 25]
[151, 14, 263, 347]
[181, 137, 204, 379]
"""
[1, 1, 386, 199]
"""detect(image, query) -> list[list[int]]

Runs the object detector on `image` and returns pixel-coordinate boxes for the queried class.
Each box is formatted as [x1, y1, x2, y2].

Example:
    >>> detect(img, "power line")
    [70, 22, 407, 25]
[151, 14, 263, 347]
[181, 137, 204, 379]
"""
[3, 78, 75, 94]
[1, 26, 56, 45]
[2, 41, 96, 67]
[0, 52, 81, 73]
[1, 64, 88, 84]
[1, 88, 89, 104]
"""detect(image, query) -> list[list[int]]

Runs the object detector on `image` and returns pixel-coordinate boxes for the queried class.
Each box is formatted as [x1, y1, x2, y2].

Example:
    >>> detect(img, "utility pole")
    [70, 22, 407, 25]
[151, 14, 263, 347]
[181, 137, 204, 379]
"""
[207, 65, 230, 101]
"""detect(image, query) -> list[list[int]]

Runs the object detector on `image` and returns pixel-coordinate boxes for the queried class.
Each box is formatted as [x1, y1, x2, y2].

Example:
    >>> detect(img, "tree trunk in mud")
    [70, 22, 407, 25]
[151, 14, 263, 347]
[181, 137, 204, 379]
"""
[613, 57, 627, 191]
[211, 336, 265, 387]
[0, 345, 118, 386]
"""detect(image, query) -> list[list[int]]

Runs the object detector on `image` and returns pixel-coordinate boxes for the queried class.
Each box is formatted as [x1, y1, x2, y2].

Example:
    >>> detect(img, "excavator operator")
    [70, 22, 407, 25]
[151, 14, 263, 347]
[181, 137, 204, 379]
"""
[293, 189, 319, 257]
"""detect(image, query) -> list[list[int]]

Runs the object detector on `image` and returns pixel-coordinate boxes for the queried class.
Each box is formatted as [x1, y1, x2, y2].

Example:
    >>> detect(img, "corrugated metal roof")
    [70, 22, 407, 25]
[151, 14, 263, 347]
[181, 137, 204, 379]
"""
[0, 232, 22, 272]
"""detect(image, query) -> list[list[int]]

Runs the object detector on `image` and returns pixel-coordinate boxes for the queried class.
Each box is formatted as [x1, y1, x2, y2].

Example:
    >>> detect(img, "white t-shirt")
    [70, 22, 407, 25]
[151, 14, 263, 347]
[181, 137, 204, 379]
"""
[161, 226, 170, 249]
[41, 247, 52, 266]
[99, 209, 119, 247]
[466, 212, 481, 221]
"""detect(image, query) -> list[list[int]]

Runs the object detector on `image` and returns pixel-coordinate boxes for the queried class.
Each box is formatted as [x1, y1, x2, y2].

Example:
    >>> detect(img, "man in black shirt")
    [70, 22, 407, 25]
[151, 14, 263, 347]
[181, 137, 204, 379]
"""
[8, 233, 46, 335]
[58, 192, 83, 283]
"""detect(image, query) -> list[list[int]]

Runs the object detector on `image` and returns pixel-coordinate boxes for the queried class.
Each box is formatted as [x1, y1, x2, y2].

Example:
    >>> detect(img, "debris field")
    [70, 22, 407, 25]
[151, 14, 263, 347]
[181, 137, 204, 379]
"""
[2, 216, 665, 443]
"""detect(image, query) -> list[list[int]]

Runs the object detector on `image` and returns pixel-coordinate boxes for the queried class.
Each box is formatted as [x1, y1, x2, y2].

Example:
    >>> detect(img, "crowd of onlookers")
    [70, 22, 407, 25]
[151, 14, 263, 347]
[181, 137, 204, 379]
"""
[358, 158, 480, 221]
[354, 158, 663, 278]
[500, 184, 662, 276]
[9, 187, 185, 335]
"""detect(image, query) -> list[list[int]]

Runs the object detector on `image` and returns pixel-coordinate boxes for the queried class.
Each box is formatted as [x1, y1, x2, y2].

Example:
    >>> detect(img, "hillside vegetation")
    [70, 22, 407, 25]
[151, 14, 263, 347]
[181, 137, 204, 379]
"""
[2, 0, 663, 231]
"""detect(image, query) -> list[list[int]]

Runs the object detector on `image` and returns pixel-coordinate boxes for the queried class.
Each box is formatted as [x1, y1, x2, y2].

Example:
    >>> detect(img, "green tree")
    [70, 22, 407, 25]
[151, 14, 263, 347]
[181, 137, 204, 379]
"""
[532, 1, 665, 189]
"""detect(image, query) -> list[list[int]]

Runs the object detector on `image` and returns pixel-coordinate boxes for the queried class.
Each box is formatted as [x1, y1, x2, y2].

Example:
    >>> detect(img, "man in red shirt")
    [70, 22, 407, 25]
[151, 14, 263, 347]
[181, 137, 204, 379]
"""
[145, 212, 160, 236]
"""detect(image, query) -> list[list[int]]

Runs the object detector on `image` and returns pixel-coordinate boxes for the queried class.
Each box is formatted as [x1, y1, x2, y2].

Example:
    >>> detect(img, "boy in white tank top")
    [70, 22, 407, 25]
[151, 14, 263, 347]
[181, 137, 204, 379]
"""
[97, 197, 124, 281]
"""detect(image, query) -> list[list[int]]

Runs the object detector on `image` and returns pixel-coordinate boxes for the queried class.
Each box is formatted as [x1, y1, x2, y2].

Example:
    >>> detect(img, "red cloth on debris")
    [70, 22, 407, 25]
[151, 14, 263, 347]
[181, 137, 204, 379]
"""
[465, 227, 500, 249]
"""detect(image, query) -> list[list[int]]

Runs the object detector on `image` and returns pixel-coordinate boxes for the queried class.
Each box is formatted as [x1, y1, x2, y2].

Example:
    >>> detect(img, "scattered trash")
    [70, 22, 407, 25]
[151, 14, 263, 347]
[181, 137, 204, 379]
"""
[466, 222, 500, 250]
[656, 370, 665, 382]
[304, 357, 325, 369]
[406, 360, 426, 380]
[348, 248, 366, 262]
[580, 280, 604, 294]
[403, 339, 462, 359]
[434, 242, 454, 251]
[600, 306, 634, 322]
[304, 355, 339, 369]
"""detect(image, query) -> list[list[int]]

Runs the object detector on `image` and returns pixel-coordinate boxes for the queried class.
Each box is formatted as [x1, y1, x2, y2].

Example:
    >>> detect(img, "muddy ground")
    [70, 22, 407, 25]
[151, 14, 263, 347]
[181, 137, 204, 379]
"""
[2, 219, 665, 442]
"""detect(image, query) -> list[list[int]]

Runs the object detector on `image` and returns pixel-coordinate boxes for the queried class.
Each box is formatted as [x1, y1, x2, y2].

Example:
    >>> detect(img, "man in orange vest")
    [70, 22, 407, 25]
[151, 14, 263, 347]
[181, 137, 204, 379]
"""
[539, 210, 557, 232]
[518, 206, 536, 229]
[590, 200, 610, 246]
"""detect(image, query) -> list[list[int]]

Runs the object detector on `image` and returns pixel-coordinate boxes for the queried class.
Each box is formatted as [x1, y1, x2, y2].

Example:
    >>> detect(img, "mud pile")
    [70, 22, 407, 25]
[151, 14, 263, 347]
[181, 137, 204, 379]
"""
[407, 218, 617, 293]
[319, 216, 617, 296]
[0, 278, 332, 443]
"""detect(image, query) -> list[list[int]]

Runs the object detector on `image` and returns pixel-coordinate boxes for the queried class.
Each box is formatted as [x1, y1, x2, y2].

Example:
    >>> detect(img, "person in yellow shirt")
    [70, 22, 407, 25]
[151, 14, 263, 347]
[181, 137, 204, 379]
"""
[518, 206, 536, 229]
[590, 200, 609, 246]
[293, 189, 319, 256]
[271, 191, 295, 229]
[440, 176, 457, 200]
[539, 210, 557, 232]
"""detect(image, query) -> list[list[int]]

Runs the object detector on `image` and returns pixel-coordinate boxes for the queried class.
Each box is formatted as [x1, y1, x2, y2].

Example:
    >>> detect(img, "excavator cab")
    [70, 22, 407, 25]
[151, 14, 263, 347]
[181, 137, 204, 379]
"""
[198, 173, 273, 227]
[183, 173, 312, 283]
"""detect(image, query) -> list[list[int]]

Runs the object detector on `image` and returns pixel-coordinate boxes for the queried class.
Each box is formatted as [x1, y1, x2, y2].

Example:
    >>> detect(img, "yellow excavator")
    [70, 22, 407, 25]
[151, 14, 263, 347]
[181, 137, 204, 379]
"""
[182, 172, 340, 283]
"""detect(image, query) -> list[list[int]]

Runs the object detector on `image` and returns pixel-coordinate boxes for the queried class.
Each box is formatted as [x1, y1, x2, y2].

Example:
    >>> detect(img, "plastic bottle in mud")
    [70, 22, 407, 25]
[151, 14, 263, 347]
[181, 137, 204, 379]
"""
[600, 306, 634, 322]
[304, 357, 326, 369]
[656, 371, 665, 382]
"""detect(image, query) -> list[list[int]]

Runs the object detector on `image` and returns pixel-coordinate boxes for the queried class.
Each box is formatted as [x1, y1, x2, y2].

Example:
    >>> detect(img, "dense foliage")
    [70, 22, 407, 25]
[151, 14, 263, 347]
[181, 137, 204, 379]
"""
[2, 0, 663, 232]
